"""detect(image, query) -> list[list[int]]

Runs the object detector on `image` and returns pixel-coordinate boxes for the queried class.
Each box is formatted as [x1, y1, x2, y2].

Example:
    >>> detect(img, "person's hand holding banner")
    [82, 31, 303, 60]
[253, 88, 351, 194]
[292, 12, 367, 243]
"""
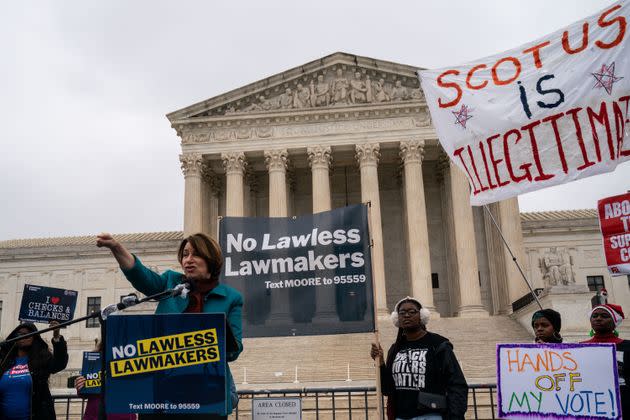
[418, 1, 629, 206]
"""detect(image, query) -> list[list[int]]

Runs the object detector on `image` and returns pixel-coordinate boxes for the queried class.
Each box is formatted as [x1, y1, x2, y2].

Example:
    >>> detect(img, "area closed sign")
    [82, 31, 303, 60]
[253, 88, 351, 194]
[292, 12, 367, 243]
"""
[252, 397, 301, 420]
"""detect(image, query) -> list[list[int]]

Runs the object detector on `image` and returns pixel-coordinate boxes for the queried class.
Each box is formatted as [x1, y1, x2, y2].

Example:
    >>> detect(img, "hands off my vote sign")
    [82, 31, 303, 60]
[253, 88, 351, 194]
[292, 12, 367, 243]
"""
[497, 343, 621, 419]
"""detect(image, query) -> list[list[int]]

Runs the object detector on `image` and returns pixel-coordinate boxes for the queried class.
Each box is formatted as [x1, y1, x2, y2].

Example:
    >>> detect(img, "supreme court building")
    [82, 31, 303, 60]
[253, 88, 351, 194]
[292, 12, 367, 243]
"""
[168, 52, 531, 318]
[1, 53, 628, 386]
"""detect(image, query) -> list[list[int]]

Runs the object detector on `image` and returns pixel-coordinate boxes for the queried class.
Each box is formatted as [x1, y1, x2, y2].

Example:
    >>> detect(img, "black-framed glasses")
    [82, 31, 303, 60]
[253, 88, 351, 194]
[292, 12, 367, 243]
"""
[398, 309, 419, 317]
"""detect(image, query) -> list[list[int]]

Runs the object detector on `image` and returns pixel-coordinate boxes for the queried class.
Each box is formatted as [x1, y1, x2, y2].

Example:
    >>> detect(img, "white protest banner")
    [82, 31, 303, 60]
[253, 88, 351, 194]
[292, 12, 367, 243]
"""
[497, 343, 621, 419]
[418, 1, 630, 206]
[598, 191, 630, 275]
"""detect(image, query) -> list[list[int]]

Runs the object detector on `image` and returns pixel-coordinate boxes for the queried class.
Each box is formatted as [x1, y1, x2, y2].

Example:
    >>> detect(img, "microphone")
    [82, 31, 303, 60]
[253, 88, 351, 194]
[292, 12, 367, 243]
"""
[172, 282, 190, 299]
[100, 294, 140, 320]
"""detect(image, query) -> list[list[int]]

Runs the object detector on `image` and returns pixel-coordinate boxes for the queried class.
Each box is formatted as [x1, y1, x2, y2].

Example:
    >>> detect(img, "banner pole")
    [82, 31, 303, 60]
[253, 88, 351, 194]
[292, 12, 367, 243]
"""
[483, 204, 543, 311]
[366, 200, 384, 420]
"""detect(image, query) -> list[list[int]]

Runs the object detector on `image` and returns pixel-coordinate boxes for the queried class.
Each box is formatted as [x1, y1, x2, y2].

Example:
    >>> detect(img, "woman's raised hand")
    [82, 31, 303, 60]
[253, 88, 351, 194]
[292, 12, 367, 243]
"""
[96, 232, 119, 250]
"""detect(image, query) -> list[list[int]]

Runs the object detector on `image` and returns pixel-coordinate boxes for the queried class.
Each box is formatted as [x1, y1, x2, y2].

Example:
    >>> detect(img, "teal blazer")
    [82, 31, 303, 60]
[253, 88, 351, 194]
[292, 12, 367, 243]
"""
[121, 255, 243, 414]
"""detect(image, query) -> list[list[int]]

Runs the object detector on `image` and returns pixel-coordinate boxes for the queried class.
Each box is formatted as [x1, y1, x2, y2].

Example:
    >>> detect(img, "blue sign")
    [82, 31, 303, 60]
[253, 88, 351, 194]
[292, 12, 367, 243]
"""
[105, 313, 227, 415]
[80, 352, 102, 395]
[18, 284, 78, 324]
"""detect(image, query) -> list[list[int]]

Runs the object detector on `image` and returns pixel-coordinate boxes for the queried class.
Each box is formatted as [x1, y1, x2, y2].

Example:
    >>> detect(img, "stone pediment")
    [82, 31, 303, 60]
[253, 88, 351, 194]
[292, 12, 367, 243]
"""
[167, 52, 425, 123]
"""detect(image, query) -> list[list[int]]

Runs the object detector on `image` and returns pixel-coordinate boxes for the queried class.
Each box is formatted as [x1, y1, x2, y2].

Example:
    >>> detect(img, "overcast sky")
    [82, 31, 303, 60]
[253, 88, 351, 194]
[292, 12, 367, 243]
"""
[1, 0, 628, 240]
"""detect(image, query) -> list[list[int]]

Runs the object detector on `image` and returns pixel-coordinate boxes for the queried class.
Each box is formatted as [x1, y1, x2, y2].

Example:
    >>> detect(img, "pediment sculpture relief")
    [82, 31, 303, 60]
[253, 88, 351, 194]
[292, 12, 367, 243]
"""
[538, 247, 575, 287]
[218, 68, 424, 116]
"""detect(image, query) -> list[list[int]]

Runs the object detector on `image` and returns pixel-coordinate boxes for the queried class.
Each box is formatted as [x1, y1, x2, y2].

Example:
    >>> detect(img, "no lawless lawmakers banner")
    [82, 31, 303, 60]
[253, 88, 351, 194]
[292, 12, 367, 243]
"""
[105, 313, 226, 415]
[18, 284, 78, 324]
[497, 343, 621, 419]
[418, 1, 630, 205]
[80, 352, 102, 395]
[598, 192, 630, 275]
[219, 204, 374, 337]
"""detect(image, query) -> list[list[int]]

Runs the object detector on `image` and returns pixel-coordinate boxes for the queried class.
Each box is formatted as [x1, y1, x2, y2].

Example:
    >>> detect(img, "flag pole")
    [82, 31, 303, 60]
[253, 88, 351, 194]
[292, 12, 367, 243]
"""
[483, 204, 543, 311]
[366, 200, 385, 420]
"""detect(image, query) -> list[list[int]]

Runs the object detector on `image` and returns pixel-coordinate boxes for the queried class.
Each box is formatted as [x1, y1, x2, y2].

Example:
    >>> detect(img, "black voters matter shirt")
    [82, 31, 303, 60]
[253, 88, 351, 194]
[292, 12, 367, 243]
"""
[382, 332, 449, 419]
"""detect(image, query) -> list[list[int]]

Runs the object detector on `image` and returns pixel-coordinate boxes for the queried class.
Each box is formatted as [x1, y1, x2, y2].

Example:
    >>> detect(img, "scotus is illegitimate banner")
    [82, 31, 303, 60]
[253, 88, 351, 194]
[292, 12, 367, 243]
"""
[219, 204, 374, 337]
[418, 1, 630, 205]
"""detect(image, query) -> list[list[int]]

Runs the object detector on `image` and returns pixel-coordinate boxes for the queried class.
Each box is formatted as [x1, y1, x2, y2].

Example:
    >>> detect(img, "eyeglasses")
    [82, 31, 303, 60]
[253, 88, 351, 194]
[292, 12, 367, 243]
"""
[398, 309, 419, 317]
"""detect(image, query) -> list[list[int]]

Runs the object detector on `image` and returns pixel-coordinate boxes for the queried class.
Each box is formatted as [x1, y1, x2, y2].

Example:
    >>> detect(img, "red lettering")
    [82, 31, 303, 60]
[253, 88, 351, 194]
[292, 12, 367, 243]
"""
[491, 57, 522, 86]
[618, 96, 630, 157]
[523, 41, 551, 69]
[486, 134, 510, 187]
[562, 23, 589, 54]
[503, 129, 533, 183]
[587, 101, 611, 161]
[541, 112, 569, 174]
[613, 100, 626, 158]
[437, 70, 462, 108]
[521, 120, 555, 181]
[596, 4, 626, 49]
[454, 147, 480, 194]
[478, 140, 497, 189]
[468, 145, 489, 192]
[466, 64, 488, 90]
[565, 107, 595, 170]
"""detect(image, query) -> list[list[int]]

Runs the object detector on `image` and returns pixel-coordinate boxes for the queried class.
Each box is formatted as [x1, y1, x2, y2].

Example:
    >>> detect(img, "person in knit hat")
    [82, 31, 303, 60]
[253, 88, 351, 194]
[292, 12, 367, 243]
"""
[531, 308, 563, 343]
[581, 303, 629, 418]
[370, 297, 468, 420]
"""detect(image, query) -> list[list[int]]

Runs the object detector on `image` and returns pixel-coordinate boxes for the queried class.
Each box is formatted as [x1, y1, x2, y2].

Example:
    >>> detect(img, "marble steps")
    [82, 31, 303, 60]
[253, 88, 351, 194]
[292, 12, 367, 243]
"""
[230, 315, 534, 386]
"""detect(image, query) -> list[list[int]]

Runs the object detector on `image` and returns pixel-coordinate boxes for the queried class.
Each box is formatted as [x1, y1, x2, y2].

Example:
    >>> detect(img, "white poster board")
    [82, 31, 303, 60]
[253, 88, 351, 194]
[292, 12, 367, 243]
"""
[497, 343, 621, 419]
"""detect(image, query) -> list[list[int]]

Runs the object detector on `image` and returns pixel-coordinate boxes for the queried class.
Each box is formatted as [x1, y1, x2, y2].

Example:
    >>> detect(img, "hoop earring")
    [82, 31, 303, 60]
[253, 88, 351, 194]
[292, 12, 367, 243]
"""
[553, 332, 562, 341]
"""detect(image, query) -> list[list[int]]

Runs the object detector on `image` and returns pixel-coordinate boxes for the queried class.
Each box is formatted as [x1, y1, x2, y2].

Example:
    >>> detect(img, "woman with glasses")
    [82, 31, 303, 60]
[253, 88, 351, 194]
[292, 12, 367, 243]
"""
[581, 304, 629, 418]
[370, 297, 468, 420]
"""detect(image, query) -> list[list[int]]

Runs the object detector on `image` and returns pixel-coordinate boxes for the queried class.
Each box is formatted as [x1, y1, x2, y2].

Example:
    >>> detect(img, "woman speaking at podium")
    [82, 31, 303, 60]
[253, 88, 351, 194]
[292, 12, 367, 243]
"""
[97, 232, 243, 420]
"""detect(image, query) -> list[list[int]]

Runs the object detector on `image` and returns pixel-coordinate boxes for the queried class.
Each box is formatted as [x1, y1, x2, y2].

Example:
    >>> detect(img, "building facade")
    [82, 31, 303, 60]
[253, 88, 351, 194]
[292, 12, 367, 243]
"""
[167, 52, 535, 319]
[1, 53, 626, 385]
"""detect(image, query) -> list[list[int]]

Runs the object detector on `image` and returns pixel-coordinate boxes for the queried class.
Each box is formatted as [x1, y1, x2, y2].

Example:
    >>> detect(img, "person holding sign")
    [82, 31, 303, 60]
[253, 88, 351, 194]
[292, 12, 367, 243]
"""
[531, 308, 563, 343]
[74, 341, 136, 420]
[0, 321, 68, 420]
[370, 297, 468, 420]
[581, 304, 630, 417]
[97, 232, 243, 419]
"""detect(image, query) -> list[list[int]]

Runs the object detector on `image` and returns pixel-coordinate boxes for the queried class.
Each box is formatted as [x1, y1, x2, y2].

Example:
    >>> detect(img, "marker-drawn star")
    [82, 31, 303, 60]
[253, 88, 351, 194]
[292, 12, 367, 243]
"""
[592, 62, 623, 95]
[452, 104, 473, 129]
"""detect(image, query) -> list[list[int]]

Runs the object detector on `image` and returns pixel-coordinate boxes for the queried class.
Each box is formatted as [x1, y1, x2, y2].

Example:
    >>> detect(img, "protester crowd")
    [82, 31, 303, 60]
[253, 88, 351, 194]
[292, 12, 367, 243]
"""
[0, 232, 627, 420]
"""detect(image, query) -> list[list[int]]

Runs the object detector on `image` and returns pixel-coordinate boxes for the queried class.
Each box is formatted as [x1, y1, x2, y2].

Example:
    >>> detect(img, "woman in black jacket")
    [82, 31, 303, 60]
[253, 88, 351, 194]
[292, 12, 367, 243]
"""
[371, 297, 468, 420]
[0, 322, 68, 420]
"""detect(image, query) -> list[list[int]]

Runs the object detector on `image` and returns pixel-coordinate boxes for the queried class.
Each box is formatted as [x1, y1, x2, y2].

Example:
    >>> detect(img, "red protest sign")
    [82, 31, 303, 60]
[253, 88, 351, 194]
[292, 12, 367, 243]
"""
[598, 192, 630, 276]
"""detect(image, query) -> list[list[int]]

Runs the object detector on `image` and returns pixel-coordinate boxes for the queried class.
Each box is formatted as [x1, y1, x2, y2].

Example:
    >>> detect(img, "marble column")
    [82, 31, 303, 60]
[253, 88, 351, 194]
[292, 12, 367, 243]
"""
[221, 152, 247, 217]
[437, 153, 460, 315]
[180, 153, 204, 236]
[201, 165, 222, 239]
[399, 140, 435, 311]
[307, 145, 332, 213]
[483, 202, 511, 314]
[264, 149, 289, 217]
[355, 143, 387, 314]
[498, 197, 530, 303]
[447, 160, 488, 317]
